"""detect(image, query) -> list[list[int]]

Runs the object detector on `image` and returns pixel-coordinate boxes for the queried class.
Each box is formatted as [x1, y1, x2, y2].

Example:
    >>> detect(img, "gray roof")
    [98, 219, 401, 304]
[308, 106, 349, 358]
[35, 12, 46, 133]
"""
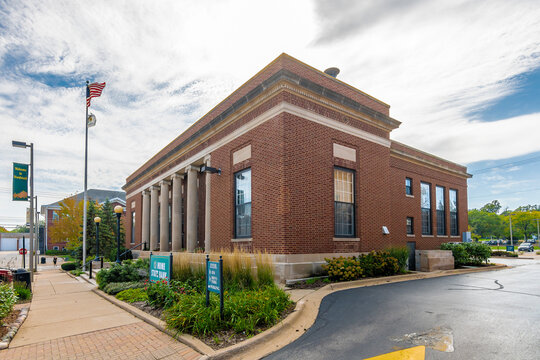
[43, 189, 126, 208]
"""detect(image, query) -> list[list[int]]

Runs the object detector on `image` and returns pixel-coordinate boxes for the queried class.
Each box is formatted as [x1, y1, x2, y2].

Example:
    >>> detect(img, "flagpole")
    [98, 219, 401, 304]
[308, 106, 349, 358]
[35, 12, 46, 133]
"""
[83, 81, 89, 271]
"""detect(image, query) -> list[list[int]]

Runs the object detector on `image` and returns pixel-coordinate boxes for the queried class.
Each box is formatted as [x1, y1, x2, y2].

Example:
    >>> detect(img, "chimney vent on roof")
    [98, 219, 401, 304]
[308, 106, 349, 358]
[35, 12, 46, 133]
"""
[324, 67, 340, 78]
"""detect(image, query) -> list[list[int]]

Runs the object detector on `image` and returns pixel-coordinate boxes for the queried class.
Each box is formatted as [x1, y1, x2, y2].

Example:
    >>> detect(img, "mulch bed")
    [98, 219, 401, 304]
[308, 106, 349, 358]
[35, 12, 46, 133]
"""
[129, 301, 164, 319]
[0, 309, 21, 339]
[123, 299, 296, 350]
[286, 279, 329, 290]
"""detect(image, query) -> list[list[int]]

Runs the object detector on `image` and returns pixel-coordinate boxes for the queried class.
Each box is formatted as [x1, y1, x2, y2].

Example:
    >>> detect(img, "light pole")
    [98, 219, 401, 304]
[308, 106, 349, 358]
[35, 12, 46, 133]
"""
[34, 196, 39, 271]
[94, 217, 101, 261]
[509, 213, 515, 248]
[114, 206, 124, 264]
[12, 140, 34, 282]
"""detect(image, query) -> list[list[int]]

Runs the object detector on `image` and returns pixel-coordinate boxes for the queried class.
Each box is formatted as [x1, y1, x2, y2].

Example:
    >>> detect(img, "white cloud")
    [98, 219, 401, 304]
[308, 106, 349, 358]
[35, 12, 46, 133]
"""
[0, 0, 539, 223]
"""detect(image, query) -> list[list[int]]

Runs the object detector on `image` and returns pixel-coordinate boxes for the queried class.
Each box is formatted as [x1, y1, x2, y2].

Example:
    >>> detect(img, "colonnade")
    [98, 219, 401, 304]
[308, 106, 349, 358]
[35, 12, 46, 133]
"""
[140, 160, 212, 253]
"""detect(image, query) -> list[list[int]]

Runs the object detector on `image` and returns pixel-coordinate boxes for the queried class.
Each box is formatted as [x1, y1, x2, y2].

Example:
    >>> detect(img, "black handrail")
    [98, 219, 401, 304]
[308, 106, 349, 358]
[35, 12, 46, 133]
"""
[119, 242, 145, 259]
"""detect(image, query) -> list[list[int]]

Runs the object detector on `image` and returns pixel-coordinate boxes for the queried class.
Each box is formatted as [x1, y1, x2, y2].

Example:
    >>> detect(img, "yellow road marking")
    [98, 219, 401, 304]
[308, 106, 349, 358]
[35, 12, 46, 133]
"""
[364, 346, 425, 360]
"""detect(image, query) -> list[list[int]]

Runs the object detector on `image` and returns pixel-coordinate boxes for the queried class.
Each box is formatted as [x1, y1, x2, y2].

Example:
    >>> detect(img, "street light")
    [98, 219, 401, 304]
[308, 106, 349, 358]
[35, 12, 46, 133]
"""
[114, 205, 124, 264]
[12, 140, 34, 282]
[509, 213, 516, 247]
[94, 217, 101, 261]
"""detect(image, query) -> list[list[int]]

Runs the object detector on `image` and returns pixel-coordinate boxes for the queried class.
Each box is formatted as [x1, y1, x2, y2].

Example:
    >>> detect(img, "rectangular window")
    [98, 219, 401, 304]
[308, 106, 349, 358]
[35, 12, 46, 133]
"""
[131, 211, 136, 244]
[235, 168, 252, 238]
[405, 177, 412, 195]
[436, 186, 446, 235]
[334, 168, 355, 237]
[421, 182, 432, 235]
[449, 189, 458, 236]
[406, 217, 414, 235]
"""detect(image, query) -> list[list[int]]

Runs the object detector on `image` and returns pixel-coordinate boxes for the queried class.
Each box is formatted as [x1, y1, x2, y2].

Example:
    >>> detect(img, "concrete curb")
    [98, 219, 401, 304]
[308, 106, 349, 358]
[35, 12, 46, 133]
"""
[91, 288, 213, 356]
[0, 307, 29, 350]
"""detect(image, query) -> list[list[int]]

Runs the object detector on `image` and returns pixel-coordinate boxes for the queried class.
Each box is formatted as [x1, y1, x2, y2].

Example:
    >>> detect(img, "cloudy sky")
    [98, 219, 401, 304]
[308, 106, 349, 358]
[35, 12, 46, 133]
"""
[1, 0, 539, 228]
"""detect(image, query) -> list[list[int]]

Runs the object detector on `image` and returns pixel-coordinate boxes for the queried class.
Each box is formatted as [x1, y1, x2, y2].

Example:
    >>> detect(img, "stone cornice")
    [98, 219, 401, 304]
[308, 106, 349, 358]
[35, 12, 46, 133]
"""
[124, 69, 399, 191]
[390, 148, 472, 179]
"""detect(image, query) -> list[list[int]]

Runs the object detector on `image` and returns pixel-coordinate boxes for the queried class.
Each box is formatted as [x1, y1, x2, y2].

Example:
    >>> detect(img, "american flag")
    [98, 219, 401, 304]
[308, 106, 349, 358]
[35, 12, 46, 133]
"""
[86, 82, 106, 108]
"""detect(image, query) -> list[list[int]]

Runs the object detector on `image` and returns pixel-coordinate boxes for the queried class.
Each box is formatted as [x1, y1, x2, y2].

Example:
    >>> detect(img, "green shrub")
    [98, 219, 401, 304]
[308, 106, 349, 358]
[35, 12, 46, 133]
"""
[96, 263, 144, 288]
[0, 284, 17, 323]
[536, 251, 540, 255]
[358, 251, 400, 277]
[146, 279, 178, 309]
[45, 249, 69, 255]
[164, 285, 292, 336]
[491, 251, 518, 257]
[13, 281, 31, 301]
[116, 288, 148, 303]
[441, 242, 492, 266]
[463, 243, 492, 265]
[70, 269, 83, 276]
[385, 246, 409, 273]
[103, 281, 145, 295]
[61, 262, 77, 271]
[322, 256, 363, 281]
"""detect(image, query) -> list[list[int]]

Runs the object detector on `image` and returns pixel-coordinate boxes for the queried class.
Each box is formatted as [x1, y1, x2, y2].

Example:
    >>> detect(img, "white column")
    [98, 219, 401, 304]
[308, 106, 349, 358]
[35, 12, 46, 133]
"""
[150, 185, 159, 251]
[141, 190, 150, 250]
[186, 165, 198, 252]
[204, 156, 211, 253]
[171, 174, 183, 252]
[160, 180, 171, 252]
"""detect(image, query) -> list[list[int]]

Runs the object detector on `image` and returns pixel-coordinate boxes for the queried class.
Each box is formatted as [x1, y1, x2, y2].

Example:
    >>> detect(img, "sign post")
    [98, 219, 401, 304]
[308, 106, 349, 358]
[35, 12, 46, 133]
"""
[149, 252, 173, 283]
[206, 255, 224, 320]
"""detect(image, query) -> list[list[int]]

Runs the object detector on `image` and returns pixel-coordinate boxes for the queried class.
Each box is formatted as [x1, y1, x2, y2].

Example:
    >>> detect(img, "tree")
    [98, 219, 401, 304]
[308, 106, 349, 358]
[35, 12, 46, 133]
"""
[49, 197, 84, 250]
[480, 200, 501, 214]
[468, 209, 504, 239]
[512, 210, 540, 240]
[11, 225, 29, 233]
[0, 226, 8, 233]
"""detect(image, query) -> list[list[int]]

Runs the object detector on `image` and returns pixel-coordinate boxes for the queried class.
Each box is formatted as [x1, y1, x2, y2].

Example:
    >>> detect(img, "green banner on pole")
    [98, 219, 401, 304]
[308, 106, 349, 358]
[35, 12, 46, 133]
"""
[13, 163, 28, 201]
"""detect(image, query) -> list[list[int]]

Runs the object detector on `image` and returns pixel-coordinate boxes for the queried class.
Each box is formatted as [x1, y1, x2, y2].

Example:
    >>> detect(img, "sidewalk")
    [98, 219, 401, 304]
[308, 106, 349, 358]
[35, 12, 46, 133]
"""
[0, 269, 202, 360]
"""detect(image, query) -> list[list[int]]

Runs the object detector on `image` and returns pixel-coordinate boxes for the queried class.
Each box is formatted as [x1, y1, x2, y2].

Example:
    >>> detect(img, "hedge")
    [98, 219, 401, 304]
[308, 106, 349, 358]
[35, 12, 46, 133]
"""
[61, 262, 77, 271]
[440, 242, 491, 266]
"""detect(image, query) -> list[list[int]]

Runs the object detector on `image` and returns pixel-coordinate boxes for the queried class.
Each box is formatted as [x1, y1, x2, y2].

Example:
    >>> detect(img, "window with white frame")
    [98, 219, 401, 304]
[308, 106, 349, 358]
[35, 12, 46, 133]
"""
[334, 167, 355, 237]
[235, 168, 252, 238]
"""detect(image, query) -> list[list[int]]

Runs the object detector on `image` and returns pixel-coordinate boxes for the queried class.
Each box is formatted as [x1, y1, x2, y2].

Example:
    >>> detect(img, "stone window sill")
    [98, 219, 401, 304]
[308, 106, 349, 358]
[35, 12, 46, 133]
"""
[406, 194, 414, 198]
[333, 237, 360, 242]
[406, 234, 415, 237]
[231, 238, 252, 242]
[421, 235, 434, 238]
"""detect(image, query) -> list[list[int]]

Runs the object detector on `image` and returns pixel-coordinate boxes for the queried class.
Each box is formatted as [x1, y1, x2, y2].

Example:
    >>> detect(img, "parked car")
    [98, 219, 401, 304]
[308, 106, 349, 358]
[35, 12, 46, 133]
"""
[518, 243, 534, 252]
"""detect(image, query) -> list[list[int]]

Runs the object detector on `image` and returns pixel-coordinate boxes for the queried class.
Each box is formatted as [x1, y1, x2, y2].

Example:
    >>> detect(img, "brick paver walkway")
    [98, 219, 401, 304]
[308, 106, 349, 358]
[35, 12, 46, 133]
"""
[0, 322, 202, 360]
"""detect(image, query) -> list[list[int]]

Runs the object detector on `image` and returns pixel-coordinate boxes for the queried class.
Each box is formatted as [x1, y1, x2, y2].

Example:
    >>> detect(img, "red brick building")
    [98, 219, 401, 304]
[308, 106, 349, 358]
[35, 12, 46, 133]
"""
[123, 54, 470, 279]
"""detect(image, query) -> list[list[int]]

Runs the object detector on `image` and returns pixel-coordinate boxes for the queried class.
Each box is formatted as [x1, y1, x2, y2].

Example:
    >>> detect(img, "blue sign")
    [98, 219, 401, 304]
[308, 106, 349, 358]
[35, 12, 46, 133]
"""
[207, 261, 221, 293]
[149, 254, 172, 283]
[506, 245, 514, 252]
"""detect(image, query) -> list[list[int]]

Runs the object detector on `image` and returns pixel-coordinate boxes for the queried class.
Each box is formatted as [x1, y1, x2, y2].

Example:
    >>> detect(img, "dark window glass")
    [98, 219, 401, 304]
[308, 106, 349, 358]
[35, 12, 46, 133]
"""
[334, 168, 355, 237]
[405, 178, 412, 195]
[235, 168, 252, 238]
[421, 182, 432, 235]
[406, 217, 414, 235]
[131, 211, 136, 243]
[449, 189, 458, 236]
[436, 186, 446, 235]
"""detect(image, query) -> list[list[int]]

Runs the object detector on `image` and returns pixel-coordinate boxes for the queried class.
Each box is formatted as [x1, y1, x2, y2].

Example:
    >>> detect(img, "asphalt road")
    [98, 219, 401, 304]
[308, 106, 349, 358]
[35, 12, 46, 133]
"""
[267, 260, 540, 360]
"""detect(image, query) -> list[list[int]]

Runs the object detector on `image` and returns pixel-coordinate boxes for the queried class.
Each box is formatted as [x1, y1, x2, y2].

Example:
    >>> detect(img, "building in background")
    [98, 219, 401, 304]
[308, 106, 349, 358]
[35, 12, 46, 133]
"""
[41, 189, 125, 251]
[123, 53, 470, 280]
